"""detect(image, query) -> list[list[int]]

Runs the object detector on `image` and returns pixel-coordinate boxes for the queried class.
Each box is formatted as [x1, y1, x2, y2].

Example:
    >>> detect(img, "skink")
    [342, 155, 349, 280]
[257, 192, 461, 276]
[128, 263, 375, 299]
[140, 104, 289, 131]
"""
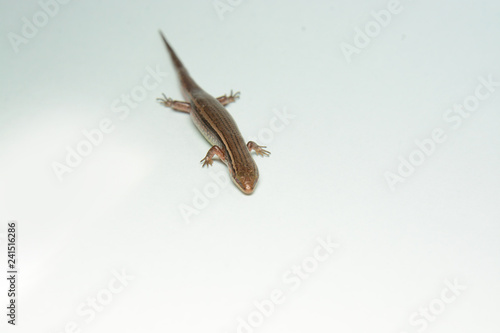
[157, 31, 270, 194]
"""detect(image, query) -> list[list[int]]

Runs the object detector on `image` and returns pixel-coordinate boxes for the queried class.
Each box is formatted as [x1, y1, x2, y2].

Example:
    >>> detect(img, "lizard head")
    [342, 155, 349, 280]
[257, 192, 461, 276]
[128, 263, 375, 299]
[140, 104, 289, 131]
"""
[231, 164, 259, 195]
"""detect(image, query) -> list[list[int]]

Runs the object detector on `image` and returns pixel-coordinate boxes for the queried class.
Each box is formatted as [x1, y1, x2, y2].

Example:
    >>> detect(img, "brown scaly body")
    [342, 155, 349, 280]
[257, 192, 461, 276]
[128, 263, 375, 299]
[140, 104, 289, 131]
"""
[157, 31, 269, 194]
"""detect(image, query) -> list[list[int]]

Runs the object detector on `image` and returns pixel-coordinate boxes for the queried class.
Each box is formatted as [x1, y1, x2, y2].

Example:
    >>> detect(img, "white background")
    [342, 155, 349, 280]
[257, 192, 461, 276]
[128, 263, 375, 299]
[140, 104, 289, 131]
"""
[1, 0, 499, 332]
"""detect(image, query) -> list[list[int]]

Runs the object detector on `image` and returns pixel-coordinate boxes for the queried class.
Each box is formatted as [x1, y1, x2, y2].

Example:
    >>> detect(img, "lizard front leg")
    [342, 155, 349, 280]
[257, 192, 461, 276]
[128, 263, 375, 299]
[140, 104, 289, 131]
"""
[247, 141, 270, 157]
[200, 146, 226, 167]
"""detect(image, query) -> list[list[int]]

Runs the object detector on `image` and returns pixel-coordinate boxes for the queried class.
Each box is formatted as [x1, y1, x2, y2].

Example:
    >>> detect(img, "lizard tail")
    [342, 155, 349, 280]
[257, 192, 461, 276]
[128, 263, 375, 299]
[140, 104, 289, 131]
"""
[159, 30, 185, 72]
[159, 30, 199, 91]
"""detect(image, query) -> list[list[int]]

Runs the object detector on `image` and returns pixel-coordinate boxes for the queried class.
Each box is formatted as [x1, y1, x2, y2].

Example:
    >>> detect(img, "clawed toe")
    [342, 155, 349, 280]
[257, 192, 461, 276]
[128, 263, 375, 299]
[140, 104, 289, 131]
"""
[255, 146, 270, 157]
[247, 141, 271, 157]
[257, 147, 270, 157]
[157, 94, 173, 106]
[231, 90, 241, 100]
[200, 157, 213, 167]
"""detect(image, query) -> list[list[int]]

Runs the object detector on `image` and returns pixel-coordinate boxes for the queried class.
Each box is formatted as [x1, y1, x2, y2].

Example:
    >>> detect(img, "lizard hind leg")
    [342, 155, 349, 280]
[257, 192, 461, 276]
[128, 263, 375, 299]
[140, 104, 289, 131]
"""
[216, 90, 241, 106]
[157, 93, 192, 113]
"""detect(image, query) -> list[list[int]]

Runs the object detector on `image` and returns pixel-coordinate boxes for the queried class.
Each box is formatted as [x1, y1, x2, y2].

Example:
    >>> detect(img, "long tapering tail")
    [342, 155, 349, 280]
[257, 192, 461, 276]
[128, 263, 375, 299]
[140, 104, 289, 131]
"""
[159, 30, 202, 94]
[159, 30, 186, 74]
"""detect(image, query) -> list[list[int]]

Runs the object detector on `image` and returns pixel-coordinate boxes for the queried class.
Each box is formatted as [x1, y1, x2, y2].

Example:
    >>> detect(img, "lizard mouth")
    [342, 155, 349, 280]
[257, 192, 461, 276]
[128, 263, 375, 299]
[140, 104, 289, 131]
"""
[241, 183, 255, 194]
[233, 176, 257, 195]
